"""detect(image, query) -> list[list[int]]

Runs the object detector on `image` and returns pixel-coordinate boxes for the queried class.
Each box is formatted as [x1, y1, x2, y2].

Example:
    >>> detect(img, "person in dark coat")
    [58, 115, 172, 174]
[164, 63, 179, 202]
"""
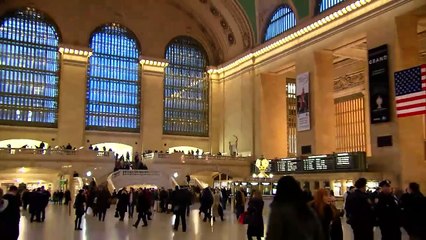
[133, 189, 150, 228]
[74, 189, 85, 230]
[96, 186, 111, 222]
[116, 188, 129, 221]
[22, 189, 29, 210]
[375, 180, 402, 240]
[29, 189, 41, 222]
[400, 182, 426, 240]
[64, 190, 71, 205]
[345, 178, 375, 240]
[221, 188, 228, 210]
[0, 186, 20, 240]
[40, 186, 51, 222]
[265, 176, 322, 240]
[159, 188, 168, 213]
[200, 187, 213, 222]
[247, 190, 264, 240]
[173, 188, 191, 232]
[235, 187, 246, 220]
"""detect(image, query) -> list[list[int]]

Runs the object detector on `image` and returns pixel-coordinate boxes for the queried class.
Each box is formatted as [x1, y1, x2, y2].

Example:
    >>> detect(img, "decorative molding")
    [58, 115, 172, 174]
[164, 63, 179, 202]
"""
[139, 56, 168, 74]
[199, 0, 236, 45]
[225, 0, 255, 49]
[59, 45, 92, 57]
[334, 70, 365, 92]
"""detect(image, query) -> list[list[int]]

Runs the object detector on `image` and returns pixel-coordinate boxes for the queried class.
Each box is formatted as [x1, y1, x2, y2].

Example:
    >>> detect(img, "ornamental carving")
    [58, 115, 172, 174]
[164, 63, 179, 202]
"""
[199, 0, 236, 45]
[334, 71, 365, 92]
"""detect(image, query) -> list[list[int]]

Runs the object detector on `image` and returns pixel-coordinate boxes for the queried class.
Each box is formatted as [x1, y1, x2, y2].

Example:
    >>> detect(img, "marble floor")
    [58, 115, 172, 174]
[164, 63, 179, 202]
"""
[17, 201, 409, 240]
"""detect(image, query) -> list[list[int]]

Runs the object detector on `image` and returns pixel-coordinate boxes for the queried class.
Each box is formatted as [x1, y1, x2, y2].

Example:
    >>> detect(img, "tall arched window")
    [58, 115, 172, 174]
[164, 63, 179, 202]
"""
[86, 24, 140, 131]
[263, 5, 296, 42]
[319, 0, 345, 13]
[0, 8, 60, 126]
[164, 37, 209, 136]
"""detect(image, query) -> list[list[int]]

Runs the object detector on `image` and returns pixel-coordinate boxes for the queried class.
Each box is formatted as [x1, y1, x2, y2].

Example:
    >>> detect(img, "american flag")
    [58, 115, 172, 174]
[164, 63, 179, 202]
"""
[395, 64, 426, 118]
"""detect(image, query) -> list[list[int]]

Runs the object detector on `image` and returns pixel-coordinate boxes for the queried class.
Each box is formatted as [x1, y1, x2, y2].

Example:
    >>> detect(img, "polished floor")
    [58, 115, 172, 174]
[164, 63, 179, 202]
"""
[17, 201, 408, 240]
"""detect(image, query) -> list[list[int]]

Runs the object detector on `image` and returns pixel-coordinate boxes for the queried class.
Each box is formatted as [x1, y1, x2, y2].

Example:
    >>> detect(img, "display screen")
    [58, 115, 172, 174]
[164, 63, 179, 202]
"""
[264, 152, 366, 174]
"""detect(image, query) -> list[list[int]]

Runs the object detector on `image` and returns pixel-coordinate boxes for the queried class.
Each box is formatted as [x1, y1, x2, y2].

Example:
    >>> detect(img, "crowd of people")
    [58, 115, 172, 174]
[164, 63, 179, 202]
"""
[1, 176, 426, 240]
[263, 176, 426, 240]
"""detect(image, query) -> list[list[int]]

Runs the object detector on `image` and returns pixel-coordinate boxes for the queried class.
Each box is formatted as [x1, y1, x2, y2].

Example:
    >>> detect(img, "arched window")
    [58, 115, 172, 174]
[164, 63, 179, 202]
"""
[0, 8, 60, 126]
[263, 5, 296, 42]
[86, 24, 140, 131]
[164, 37, 209, 136]
[319, 0, 345, 13]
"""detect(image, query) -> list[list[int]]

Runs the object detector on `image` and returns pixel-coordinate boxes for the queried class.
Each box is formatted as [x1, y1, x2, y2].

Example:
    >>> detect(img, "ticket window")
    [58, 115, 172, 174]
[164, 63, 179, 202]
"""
[367, 181, 379, 191]
[324, 181, 330, 188]
[272, 183, 278, 195]
[261, 182, 271, 195]
[333, 181, 343, 196]
[314, 181, 320, 190]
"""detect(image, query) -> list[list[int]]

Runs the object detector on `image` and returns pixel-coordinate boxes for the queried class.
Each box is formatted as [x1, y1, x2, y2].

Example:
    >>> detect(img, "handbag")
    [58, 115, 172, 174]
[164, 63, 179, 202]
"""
[238, 211, 250, 224]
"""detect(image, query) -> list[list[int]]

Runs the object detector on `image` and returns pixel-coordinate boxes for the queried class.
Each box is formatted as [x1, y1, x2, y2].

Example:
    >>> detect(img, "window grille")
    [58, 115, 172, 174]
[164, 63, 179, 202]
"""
[286, 79, 297, 156]
[0, 8, 59, 126]
[335, 94, 366, 152]
[86, 24, 140, 131]
[163, 37, 209, 136]
[320, 0, 345, 13]
[263, 5, 296, 42]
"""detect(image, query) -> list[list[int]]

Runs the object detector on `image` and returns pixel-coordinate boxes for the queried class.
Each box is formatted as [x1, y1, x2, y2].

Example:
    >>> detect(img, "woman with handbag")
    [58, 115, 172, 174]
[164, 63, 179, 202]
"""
[247, 190, 264, 240]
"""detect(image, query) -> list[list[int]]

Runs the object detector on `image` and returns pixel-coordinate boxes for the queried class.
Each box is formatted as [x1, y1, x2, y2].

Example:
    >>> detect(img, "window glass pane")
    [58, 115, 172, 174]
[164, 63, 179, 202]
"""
[164, 37, 209, 136]
[286, 79, 297, 156]
[320, 0, 345, 12]
[263, 5, 296, 42]
[0, 8, 59, 125]
[86, 24, 140, 131]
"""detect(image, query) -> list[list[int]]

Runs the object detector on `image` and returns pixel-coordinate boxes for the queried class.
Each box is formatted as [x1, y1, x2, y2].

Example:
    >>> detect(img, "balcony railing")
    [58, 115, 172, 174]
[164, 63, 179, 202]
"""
[0, 147, 114, 160]
[146, 152, 252, 161]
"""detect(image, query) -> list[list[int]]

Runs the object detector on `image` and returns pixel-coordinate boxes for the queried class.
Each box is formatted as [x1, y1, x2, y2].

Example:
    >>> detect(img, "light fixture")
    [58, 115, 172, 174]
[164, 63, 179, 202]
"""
[173, 172, 179, 178]
[86, 171, 92, 177]
[18, 167, 27, 173]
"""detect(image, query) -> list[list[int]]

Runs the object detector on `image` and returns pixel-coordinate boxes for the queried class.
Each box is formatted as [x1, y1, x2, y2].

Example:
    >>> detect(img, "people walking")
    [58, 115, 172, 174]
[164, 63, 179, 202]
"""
[235, 187, 246, 220]
[133, 189, 149, 228]
[265, 176, 322, 240]
[200, 187, 213, 222]
[96, 186, 111, 222]
[345, 177, 375, 240]
[116, 188, 129, 221]
[0, 186, 21, 240]
[375, 180, 402, 240]
[212, 188, 223, 221]
[247, 190, 264, 240]
[74, 189, 85, 230]
[400, 182, 426, 240]
[173, 187, 191, 232]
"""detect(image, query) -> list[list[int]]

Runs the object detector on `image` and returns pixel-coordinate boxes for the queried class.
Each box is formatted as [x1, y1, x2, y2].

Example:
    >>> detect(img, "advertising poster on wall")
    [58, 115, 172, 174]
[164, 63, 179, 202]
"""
[296, 72, 310, 131]
[368, 44, 390, 123]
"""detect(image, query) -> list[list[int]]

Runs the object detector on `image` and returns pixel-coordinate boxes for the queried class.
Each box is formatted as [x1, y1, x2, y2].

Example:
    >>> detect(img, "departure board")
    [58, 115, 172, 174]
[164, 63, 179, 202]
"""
[259, 152, 366, 174]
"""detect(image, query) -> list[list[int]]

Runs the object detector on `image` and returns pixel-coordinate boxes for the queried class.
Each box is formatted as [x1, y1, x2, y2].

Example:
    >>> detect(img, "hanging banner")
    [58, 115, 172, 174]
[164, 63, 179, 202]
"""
[296, 72, 310, 131]
[368, 44, 390, 123]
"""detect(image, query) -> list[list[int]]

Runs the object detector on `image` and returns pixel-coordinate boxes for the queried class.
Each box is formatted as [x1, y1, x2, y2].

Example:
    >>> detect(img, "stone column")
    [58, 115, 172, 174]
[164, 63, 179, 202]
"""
[296, 50, 336, 154]
[57, 46, 92, 148]
[312, 50, 336, 154]
[140, 58, 168, 152]
[209, 72, 223, 155]
[260, 73, 287, 159]
[394, 14, 425, 190]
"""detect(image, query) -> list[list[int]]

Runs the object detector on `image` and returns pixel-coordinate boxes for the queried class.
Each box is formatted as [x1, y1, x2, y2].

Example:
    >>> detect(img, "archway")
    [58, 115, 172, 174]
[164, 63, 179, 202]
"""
[0, 139, 48, 149]
[92, 142, 133, 161]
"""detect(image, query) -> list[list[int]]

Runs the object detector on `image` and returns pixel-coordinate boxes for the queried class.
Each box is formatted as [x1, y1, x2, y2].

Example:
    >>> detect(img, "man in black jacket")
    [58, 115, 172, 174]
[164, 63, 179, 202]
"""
[400, 182, 426, 240]
[173, 188, 191, 232]
[375, 180, 401, 240]
[345, 178, 375, 240]
[0, 186, 21, 240]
